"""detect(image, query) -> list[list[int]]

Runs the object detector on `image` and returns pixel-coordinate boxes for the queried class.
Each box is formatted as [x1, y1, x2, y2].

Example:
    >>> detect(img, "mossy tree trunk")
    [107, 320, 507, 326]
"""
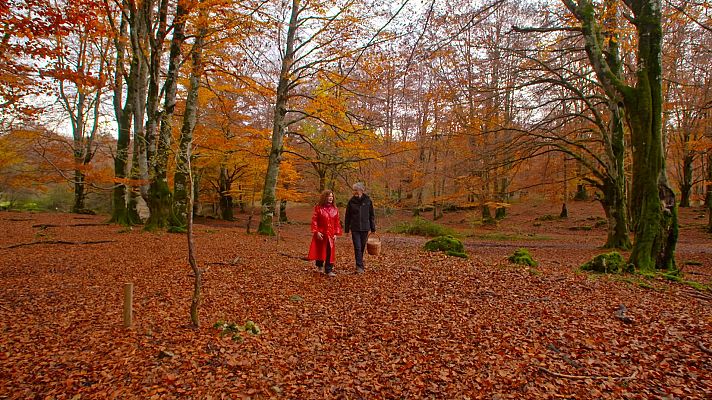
[147, 1, 188, 230]
[110, 9, 138, 225]
[174, 0, 205, 227]
[280, 199, 288, 223]
[258, 0, 299, 236]
[678, 151, 693, 207]
[600, 94, 631, 249]
[564, 0, 677, 271]
[600, 176, 632, 249]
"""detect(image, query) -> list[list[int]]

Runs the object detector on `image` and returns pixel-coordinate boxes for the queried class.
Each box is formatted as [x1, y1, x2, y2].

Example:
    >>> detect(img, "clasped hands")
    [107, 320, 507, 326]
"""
[316, 232, 335, 241]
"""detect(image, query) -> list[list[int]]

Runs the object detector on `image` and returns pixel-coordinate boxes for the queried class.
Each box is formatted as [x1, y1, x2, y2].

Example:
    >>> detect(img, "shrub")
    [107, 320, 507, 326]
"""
[581, 252, 631, 274]
[508, 248, 538, 267]
[424, 235, 467, 258]
[389, 217, 455, 237]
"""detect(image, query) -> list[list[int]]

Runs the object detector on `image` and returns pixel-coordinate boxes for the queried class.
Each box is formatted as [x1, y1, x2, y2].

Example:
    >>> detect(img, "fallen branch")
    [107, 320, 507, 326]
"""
[685, 291, 712, 301]
[7, 240, 115, 249]
[539, 367, 637, 381]
[32, 223, 108, 228]
[698, 341, 712, 355]
[547, 344, 583, 369]
[69, 223, 109, 227]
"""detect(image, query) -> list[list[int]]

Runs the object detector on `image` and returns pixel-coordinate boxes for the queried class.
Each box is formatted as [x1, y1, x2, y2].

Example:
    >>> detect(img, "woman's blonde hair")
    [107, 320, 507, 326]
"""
[318, 190, 335, 206]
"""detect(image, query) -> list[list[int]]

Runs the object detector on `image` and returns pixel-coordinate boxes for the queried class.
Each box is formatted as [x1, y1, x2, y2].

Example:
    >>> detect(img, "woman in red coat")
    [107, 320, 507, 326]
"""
[308, 190, 342, 277]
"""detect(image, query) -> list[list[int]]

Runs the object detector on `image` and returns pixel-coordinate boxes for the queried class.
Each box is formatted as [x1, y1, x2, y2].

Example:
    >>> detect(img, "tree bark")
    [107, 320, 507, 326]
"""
[678, 151, 693, 207]
[564, 0, 677, 271]
[147, 0, 189, 230]
[258, 0, 300, 236]
[218, 165, 234, 220]
[110, 5, 138, 225]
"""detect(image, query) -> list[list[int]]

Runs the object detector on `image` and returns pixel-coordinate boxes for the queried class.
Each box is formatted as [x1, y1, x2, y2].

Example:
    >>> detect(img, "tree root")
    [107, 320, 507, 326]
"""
[7, 240, 115, 249]
[539, 366, 637, 381]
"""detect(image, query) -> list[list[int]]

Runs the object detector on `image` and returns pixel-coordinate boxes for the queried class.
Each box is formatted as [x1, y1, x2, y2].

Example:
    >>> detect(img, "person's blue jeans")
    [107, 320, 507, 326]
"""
[351, 231, 369, 269]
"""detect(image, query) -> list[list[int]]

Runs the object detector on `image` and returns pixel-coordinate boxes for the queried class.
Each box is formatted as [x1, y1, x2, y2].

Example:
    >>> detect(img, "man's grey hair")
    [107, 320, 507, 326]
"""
[352, 182, 366, 192]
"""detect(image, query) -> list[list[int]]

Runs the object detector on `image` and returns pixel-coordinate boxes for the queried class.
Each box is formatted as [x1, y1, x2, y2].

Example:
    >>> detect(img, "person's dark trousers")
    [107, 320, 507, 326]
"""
[315, 241, 333, 273]
[351, 230, 369, 269]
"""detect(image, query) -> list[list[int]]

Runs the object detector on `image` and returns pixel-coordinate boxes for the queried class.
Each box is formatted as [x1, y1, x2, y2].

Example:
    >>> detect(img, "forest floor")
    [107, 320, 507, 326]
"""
[0, 200, 711, 399]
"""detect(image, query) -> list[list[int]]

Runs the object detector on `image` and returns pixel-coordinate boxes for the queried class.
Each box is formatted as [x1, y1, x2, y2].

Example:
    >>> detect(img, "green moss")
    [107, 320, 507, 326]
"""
[535, 214, 560, 222]
[390, 217, 456, 237]
[581, 252, 631, 274]
[508, 248, 538, 267]
[424, 235, 465, 256]
[683, 280, 710, 292]
[476, 232, 552, 241]
[167, 225, 187, 234]
[445, 250, 468, 259]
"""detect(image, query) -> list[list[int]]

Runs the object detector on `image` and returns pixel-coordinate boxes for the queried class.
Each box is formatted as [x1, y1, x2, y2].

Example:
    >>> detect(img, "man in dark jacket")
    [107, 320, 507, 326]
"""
[344, 182, 376, 274]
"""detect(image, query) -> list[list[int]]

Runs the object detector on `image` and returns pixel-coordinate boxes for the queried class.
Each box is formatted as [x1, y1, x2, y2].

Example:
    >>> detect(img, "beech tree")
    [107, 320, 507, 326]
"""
[512, 1, 632, 249]
[257, 0, 390, 235]
[562, 0, 677, 271]
[46, 0, 111, 213]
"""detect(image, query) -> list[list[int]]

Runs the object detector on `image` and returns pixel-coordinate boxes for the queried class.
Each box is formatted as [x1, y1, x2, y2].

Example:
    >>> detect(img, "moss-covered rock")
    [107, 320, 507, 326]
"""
[581, 252, 631, 274]
[424, 235, 466, 257]
[508, 248, 538, 267]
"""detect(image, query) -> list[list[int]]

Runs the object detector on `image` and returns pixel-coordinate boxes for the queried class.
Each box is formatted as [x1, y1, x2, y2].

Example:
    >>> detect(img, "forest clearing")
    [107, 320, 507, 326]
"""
[3, 0, 712, 397]
[1, 201, 710, 399]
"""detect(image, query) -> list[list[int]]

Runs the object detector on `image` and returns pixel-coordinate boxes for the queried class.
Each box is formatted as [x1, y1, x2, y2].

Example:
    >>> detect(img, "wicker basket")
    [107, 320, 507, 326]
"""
[366, 236, 381, 256]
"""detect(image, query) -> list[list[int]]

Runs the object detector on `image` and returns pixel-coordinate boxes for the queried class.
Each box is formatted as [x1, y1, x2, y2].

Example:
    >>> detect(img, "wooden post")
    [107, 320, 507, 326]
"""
[123, 283, 133, 328]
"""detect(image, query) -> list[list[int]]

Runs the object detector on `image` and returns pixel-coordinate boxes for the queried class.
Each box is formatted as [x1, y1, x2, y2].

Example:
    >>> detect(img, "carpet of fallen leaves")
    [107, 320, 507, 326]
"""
[0, 201, 711, 399]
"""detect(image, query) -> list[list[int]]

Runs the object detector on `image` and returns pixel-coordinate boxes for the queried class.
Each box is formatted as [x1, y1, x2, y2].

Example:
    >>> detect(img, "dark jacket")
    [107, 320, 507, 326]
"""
[344, 194, 376, 233]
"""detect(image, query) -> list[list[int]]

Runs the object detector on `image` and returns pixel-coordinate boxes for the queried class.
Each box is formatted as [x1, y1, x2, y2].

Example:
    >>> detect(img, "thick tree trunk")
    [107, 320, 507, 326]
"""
[678, 152, 693, 207]
[600, 178, 632, 249]
[147, 2, 189, 230]
[258, 0, 299, 236]
[72, 169, 86, 213]
[565, 0, 677, 271]
[279, 199, 288, 223]
[625, 1, 676, 271]
[218, 165, 234, 220]
[110, 10, 138, 225]
[173, 1, 204, 227]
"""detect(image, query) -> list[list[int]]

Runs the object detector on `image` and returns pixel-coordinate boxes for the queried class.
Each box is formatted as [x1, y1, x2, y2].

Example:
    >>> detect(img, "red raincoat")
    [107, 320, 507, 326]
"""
[307, 204, 342, 263]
